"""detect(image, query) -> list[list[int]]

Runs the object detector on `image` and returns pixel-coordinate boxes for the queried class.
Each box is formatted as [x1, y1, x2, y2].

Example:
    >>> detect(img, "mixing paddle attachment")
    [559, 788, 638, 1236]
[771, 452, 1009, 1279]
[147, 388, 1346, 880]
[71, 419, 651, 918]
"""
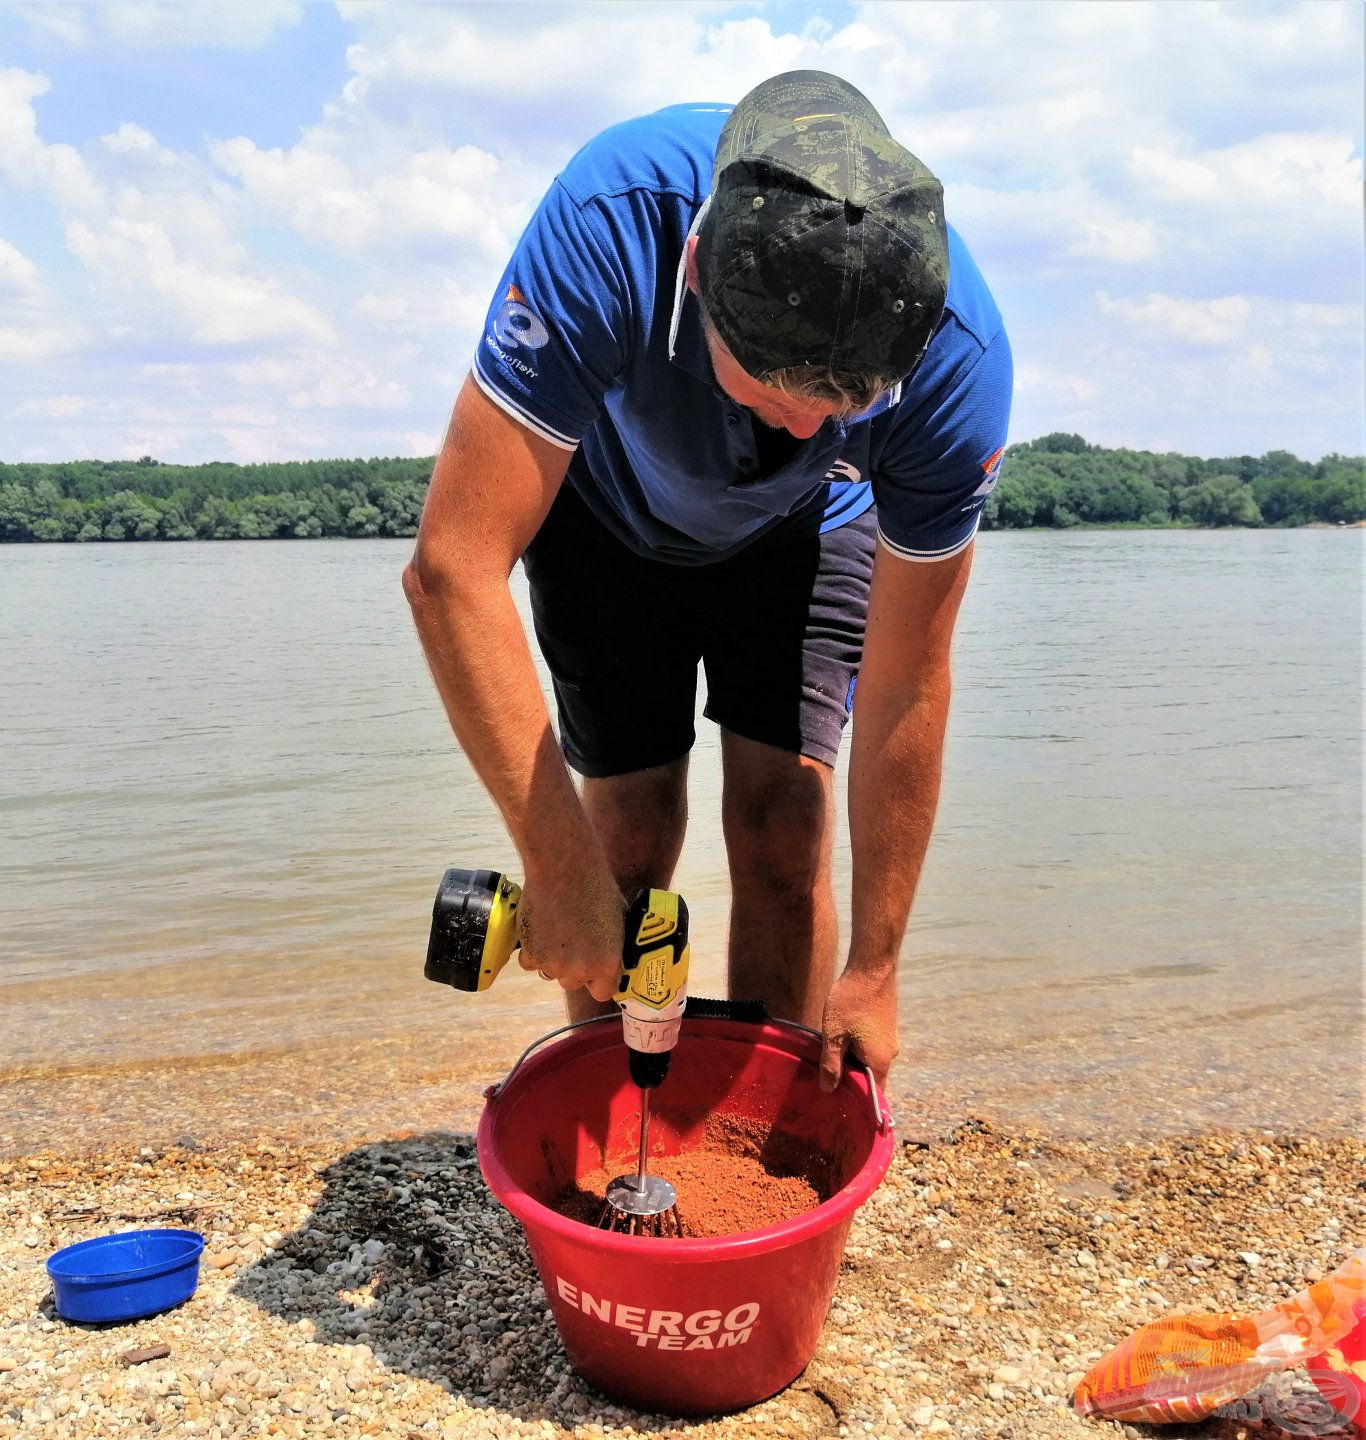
[597, 1088, 682, 1237]
[598, 1173, 682, 1237]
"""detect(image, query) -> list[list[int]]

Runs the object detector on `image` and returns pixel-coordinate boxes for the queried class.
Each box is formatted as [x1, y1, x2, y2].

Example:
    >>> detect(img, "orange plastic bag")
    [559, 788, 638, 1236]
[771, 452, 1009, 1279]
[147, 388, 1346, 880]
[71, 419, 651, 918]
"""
[1073, 1247, 1365, 1424]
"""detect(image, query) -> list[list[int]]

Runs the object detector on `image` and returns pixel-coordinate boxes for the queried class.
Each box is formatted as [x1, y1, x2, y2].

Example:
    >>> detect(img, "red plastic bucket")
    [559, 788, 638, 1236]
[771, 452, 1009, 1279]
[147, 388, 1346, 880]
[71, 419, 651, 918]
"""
[477, 1008, 895, 1415]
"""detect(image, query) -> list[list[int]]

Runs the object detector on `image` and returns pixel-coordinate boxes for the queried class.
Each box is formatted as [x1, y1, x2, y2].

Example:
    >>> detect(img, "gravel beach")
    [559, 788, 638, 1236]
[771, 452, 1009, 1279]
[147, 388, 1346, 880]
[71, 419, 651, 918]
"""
[2, 1118, 1362, 1440]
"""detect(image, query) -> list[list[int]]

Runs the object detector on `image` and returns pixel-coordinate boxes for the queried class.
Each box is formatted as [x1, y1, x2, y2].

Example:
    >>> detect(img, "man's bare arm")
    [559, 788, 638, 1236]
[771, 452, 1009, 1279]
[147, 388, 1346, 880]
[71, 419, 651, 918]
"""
[820, 540, 974, 1088]
[402, 376, 624, 999]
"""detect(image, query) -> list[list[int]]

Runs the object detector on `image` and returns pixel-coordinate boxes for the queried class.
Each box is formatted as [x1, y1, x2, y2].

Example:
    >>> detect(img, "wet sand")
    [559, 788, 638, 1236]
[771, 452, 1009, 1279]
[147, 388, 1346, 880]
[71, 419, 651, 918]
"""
[3, 1006, 1361, 1165]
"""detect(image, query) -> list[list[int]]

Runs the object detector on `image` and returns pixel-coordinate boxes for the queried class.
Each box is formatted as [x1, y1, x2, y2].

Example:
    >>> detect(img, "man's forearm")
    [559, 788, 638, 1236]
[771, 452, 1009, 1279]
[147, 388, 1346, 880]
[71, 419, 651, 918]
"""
[845, 668, 952, 972]
[402, 562, 601, 874]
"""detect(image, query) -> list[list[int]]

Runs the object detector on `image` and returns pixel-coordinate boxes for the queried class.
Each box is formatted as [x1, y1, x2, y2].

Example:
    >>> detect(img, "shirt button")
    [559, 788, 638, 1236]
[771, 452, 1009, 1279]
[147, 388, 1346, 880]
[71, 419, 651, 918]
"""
[738, 456, 755, 470]
[725, 415, 738, 427]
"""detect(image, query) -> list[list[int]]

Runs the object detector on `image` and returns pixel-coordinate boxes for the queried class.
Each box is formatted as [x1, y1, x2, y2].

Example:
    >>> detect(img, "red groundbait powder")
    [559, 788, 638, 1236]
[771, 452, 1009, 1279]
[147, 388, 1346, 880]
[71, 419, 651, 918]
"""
[554, 1111, 833, 1238]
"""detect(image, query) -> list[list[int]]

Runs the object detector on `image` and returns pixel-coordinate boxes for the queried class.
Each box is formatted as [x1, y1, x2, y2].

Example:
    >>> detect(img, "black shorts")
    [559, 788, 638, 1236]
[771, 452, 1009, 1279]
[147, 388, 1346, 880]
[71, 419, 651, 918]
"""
[522, 486, 877, 778]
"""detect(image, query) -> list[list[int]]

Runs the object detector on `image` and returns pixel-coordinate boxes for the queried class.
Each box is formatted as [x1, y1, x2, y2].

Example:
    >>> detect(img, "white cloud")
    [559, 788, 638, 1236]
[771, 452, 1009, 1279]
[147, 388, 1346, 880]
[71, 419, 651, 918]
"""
[0, 67, 333, 357]
[1094, 292, 1362, 359]
[1068, 216, 1156, 265]
[1130, 132, 1360, 214]
[0, 233, 84, 365]
[211, 136, 521, 260]
[1003, 288, 1364, 455]
[6, 4, 86, 45]
[221, 351, 409, 414]
[16, 393, 86, 418]
[0, 68, 104, 211]
[355, 282, 487, 335]
[0, 324, 78, 363]
[286, 360, 409, 412]
[341, 8, 814, 146]
[101, 122, 178, 159]
[1014, 363, 1099, 405]
[10, 2, 304, 50]
[0, 1, 1361, 463]
[0, 236, 41, 296]
[1095, 292, 1254, 348]
[66, 216, 332, 347]
[946, 182, 1156, 273]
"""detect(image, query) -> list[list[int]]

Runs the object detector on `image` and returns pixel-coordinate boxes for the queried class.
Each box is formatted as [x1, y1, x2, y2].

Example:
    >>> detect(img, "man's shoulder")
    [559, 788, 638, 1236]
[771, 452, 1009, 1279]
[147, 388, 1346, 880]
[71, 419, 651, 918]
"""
[555, 103, 731, 211]
[942, 225, 1004, 353]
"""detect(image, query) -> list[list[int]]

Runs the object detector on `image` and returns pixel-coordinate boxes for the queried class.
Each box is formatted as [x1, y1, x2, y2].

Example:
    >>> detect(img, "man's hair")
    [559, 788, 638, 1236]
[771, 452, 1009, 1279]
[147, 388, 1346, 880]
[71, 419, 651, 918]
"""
[760, 363, 895, 416]
[700, 306, 894, 416]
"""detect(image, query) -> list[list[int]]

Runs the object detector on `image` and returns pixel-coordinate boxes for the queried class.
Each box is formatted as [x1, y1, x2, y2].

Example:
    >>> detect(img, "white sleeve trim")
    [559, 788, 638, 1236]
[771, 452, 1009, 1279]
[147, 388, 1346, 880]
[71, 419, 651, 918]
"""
[471, 357, 579, 452]
[876, 518, 979, 563]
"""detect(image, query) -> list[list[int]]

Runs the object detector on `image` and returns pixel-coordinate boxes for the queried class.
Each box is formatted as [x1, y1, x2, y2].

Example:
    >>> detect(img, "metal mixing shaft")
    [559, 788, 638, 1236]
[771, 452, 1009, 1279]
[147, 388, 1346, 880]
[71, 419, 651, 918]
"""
[597, 1089, 682, 1237]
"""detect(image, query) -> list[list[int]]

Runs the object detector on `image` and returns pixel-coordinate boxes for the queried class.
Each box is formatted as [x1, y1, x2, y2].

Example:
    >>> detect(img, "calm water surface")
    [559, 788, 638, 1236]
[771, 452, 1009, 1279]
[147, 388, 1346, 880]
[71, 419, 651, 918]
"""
[1, 532, 1361, 1144]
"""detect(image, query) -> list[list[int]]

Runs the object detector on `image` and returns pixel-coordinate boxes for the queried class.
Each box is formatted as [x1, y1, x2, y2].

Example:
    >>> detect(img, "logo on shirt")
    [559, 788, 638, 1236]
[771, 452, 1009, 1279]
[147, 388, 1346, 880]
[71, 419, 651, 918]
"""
[824, 458, 861, 483]
[970, 445, 1005, 499]
[492, 284, 549, 352]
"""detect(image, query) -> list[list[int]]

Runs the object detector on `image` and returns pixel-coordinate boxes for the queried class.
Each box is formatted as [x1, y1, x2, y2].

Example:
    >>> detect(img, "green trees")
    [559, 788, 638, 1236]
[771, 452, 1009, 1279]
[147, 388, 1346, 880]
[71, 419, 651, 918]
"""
[981, 441, 1362, 531]
[0, 443, 1360, 541]
[0, 456, 436, 542]
[1177, 475, 1263, 527]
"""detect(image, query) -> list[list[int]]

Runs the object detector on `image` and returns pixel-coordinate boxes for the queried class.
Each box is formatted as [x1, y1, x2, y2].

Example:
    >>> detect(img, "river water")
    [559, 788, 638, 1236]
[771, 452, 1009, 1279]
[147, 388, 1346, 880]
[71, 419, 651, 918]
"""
[1, 531, 1361, 1150]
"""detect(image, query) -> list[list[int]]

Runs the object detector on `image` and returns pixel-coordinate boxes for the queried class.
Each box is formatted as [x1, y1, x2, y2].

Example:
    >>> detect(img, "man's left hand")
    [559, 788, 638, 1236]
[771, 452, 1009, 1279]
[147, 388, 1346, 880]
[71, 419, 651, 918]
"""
[819, 963, 899, 1093]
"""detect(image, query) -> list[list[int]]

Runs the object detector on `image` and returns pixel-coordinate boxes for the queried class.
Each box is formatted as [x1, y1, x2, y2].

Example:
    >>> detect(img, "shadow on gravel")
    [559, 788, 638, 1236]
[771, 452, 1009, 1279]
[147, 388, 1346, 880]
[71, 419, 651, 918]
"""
[231, 1133, 756, 1433]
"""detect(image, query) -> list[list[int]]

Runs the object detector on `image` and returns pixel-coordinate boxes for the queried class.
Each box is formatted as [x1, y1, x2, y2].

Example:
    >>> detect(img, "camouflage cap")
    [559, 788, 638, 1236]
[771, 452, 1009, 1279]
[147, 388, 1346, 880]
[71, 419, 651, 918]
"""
[696, 70, 948, 382]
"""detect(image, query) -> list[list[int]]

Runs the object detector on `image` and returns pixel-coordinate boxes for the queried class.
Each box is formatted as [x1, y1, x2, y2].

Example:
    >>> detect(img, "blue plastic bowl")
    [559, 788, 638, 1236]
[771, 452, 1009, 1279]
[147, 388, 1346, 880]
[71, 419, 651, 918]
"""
[46, 1228, 205, 1324]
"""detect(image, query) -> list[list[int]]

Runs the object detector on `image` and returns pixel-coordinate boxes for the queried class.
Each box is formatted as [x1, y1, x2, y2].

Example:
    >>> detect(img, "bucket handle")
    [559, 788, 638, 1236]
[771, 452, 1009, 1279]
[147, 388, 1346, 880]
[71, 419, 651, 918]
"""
[484, 1015, 617, 1101]
[484, 1000, 890, 1133]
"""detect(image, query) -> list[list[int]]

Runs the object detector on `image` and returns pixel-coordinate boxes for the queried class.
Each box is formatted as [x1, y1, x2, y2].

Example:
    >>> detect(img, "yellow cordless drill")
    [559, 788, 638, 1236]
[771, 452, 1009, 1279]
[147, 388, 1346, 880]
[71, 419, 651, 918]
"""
[424, 868, 690, 1089]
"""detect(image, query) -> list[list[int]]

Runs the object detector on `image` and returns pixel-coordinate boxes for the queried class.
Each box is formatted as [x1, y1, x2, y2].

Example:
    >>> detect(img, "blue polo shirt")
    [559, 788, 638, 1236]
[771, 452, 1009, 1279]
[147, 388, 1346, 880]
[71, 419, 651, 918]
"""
[473, 102, 1012, 566]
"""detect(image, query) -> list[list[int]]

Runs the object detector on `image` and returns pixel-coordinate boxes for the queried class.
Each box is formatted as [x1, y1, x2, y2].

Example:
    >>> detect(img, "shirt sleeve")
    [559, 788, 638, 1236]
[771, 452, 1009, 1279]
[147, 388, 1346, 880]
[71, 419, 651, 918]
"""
[871, 322, 1014, 561]
[471, 179, 631, 451]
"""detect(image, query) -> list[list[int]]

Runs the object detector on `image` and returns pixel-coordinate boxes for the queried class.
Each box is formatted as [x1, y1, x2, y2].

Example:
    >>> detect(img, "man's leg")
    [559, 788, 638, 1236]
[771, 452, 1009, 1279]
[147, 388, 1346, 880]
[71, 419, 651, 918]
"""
[563, 757, 690, 1023]
[720, 731, 837, 1028]
[700, 512, 877, 1025]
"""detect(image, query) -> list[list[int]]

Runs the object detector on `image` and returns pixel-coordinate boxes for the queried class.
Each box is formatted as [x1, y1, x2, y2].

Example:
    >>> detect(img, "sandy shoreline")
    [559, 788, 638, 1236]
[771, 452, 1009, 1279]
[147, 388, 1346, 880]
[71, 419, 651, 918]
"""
[2, 1118, 1362, 1440]
[5, 1016, 1363, 1167]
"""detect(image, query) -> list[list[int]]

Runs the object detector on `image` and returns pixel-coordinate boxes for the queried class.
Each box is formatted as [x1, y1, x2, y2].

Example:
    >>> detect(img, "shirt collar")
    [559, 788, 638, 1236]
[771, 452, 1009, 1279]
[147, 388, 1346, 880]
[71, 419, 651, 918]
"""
[668, 196, 718, 388]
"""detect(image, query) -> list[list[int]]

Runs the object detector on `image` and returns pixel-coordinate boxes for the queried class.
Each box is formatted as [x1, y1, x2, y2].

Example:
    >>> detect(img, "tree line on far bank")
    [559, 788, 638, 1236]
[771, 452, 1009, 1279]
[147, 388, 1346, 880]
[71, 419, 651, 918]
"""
[0, 435, 1360, 543]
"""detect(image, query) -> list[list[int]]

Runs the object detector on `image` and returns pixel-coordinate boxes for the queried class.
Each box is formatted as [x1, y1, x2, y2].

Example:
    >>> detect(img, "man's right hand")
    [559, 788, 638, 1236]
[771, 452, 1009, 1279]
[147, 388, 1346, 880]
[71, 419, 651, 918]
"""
[515, 863, 626, 1003]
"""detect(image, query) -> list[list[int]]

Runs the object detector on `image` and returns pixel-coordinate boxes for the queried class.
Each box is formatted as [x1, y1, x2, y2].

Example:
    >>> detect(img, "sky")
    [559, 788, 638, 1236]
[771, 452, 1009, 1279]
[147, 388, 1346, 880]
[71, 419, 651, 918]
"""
[0, 0, 1361, 465]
